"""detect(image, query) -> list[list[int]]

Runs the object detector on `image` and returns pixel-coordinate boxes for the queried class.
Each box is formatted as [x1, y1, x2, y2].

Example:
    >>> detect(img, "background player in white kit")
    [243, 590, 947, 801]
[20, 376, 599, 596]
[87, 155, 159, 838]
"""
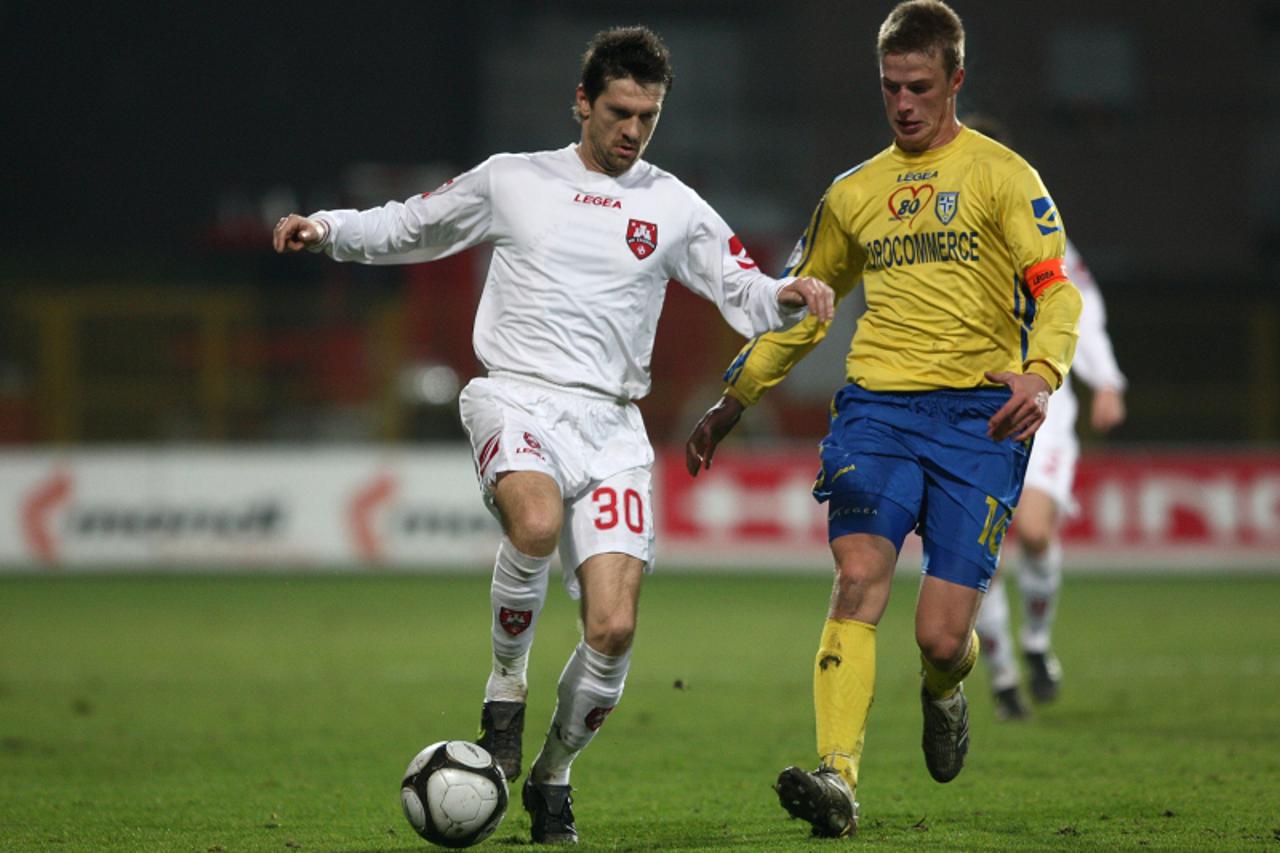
[272, 26, 834, 845]
[962, 116, 1127, 720]
[976, 238, 1126, 719]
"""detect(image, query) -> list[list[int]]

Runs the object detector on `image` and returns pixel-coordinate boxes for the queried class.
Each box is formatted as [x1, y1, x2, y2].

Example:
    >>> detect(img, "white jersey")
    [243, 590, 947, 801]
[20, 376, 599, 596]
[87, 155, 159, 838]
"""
[312, 144, 802, 401]
[1026, 239, 1126, 507]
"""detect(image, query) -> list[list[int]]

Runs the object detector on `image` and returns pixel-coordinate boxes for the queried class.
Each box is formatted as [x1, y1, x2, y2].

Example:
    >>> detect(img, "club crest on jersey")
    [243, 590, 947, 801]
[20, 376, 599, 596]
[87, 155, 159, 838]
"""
[626, 219, 658, 260]
[499, 607, 533, 636]
[888, 184, 934, 223]
[728, 235, 758, 270]
[935, 192, 959, 225]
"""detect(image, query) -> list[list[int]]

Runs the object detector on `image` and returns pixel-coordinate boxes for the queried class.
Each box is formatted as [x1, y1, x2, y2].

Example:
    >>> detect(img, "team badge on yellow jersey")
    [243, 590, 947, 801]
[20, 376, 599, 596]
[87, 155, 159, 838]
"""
[936, 192, 958, 226]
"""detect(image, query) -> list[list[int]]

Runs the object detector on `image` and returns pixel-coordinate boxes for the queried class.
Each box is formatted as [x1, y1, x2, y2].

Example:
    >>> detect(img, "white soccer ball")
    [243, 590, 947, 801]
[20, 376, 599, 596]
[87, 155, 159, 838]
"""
[401, 740, 509, 848]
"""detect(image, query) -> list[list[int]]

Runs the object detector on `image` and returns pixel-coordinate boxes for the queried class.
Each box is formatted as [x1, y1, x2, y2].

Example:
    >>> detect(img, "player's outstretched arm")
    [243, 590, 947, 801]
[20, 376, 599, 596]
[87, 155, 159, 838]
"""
[777, 276, 835, 324]
[984, 370, 1051, 442]
[685, 395, 744, 476]
[272, 214, 329, 253]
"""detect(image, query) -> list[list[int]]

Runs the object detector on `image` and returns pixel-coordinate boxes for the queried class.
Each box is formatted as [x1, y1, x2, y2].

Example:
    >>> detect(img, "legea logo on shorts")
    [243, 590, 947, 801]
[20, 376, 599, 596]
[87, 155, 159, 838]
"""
[516, 432, 545, 461]
[830, 505, 878, 519]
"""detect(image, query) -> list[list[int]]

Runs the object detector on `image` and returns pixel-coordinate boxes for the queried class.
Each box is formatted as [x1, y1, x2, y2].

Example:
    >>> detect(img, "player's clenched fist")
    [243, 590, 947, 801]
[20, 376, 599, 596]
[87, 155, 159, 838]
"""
[777, 276, 835, 324]
[272, 214, 328, 253]
[685, 394, 745, 476]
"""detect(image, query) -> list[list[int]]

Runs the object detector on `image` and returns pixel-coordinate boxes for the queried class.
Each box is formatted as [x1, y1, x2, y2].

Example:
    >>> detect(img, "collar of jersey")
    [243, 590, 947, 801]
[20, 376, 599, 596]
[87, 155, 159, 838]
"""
[888, 126, 969, 166]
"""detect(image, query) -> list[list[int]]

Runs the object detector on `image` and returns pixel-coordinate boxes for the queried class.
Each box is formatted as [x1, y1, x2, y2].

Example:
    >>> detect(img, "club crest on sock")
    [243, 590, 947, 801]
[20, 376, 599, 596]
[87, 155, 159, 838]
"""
[584, 706, 614, 731]
[499, 607, 533, 636]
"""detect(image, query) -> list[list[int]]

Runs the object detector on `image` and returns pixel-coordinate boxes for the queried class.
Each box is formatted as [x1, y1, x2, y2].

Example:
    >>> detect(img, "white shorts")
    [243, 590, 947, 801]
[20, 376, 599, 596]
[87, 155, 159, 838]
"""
[1023, 388, 1079, 514]
[458, 375, 656, 593]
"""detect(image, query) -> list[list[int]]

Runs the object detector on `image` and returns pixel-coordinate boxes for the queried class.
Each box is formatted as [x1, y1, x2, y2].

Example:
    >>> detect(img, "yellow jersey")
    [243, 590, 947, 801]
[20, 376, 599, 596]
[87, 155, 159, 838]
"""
[725, 126, 1082, 404]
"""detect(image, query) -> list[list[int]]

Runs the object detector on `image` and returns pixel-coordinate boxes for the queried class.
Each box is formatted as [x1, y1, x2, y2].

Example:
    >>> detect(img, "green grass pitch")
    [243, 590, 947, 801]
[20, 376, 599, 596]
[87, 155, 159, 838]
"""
[1, 570, 1278, 851]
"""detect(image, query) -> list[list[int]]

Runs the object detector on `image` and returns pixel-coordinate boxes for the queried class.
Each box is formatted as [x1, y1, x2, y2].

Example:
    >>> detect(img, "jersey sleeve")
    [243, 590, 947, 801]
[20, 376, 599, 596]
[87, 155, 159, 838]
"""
[722, 190, 866, 406]
[312, 157, 495, 265]
[996, 167, 1080, 389]
[1064, 242, 1126, 391]
[669, 200, 806, 339]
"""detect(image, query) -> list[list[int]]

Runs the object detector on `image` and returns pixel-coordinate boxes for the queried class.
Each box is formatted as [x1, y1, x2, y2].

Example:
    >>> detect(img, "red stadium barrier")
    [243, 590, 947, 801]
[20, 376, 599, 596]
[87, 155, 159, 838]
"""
[1, 448, 1275, 571]
[656, 448, 1280, 570]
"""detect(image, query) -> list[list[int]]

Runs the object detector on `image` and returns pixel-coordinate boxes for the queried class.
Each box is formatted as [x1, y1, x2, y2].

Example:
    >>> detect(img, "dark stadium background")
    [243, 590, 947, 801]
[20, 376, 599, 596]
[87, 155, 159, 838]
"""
[2, 0, 1275, 448]
[2, 5, 1278, 850]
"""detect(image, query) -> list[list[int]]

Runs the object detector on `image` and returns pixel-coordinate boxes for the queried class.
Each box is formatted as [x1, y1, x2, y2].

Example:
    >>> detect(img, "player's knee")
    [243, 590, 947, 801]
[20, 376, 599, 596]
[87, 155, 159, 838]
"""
[584, 615, 635, 657]
[1015, 508, 1055, 556]
[916, 626, 970, 670]
[1018, 525, 1053, 558]
[833, 553, 888, 597]
[504, 507, 561, 557]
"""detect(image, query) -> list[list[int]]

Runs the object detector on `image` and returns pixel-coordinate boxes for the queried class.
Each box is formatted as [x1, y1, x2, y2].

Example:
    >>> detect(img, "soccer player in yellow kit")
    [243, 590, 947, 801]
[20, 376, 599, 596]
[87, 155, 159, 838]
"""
[686, 0, 1082, 837]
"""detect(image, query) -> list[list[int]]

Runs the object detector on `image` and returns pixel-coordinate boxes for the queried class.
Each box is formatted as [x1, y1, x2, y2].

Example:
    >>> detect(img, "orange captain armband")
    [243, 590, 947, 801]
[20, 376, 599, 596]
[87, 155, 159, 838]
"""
[1024, 257, 1067, 299]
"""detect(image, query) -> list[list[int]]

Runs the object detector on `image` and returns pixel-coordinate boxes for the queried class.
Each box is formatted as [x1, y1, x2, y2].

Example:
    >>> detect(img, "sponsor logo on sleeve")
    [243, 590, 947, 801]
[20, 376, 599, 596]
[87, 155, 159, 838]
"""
[728, 235, 758, 270]
[1032, 196, 1061, 235]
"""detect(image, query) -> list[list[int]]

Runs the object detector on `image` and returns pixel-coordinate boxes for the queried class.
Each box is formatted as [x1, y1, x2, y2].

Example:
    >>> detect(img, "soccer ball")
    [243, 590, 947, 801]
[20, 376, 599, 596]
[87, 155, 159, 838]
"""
[400, 740, 509, 848]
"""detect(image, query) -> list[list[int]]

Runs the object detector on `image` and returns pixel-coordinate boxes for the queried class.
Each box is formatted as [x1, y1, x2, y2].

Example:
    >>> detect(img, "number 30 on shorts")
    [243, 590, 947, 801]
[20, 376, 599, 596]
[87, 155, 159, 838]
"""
[592, 487, 646, 533]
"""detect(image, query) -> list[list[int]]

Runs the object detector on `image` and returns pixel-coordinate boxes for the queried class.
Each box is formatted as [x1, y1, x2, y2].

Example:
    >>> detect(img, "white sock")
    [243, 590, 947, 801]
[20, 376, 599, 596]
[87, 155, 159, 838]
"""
[485, 537, 550, 703]
[1018, 540, 1062, 654]
[530, 641, 631, 785]
[976, 574, 1019, 692]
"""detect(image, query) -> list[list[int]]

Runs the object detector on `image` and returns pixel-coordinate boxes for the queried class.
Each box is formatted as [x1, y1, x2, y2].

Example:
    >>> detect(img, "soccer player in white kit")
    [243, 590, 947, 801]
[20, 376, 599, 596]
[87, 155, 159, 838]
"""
[975, 238, 1127, 719]
[273, 26, 834, 845]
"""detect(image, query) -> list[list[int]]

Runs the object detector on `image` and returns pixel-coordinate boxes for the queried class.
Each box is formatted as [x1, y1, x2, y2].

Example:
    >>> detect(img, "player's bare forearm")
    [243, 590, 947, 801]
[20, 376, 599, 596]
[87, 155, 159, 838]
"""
[777, 276, 835, 324]
[1090, 387, 1127, 432]
[685, 395, 744, 476]
[984, 370, 1051, 442]
[272, 214, 328, 253]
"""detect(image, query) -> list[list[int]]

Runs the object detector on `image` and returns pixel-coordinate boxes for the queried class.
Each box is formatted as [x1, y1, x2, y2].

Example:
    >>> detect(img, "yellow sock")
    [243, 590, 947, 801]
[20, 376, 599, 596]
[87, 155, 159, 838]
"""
[814, 618, 877, 792]
[921, 629, 979, 699]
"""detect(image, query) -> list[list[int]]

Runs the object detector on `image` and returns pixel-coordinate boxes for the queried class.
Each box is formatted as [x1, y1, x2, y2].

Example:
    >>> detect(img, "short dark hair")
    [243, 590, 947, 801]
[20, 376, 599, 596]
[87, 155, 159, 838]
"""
[576, 26, 674, 119]
[877, 0, 965, 78]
